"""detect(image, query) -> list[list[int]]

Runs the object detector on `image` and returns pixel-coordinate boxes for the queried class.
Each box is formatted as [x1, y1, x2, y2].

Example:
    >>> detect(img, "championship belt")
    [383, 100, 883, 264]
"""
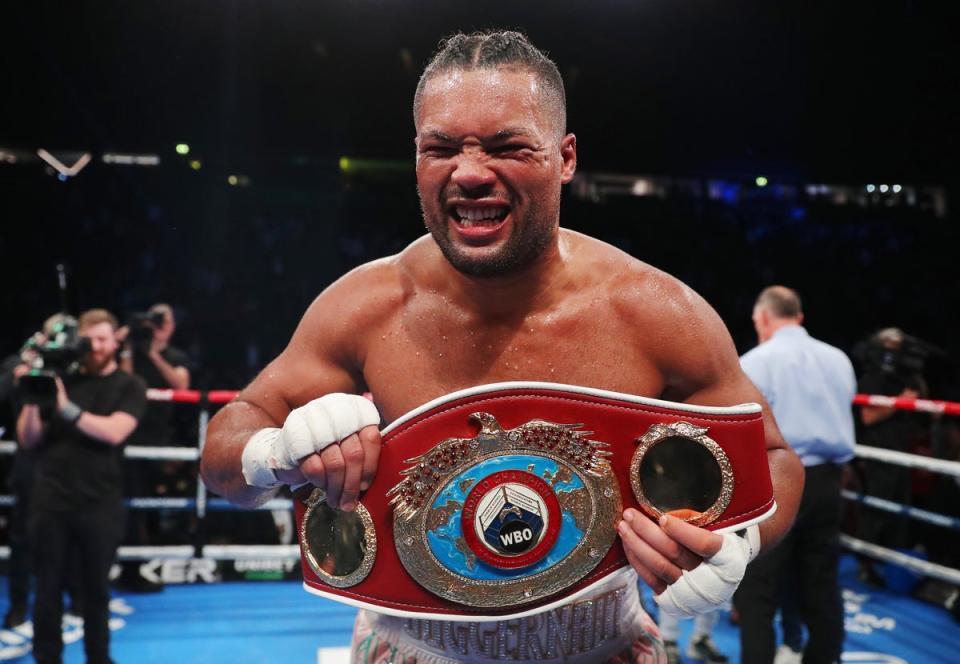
[293, 382, 775, 621]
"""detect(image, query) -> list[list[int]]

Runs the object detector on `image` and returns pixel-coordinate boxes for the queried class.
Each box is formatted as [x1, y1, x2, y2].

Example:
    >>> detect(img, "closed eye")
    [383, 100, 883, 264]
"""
[490, 144, 530, 154]
[419, 145, 457, 157]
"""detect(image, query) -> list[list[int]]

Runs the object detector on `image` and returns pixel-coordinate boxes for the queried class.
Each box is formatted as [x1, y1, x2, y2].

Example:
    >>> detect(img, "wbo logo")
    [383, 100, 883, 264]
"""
[462, 470, 562, 570]
[479, 483, 546, 555]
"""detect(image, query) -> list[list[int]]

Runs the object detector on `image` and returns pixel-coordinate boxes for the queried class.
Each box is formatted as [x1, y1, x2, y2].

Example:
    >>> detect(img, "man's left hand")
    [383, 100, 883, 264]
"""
[618, 509, 717, 593]
[618, 510, 752, 616]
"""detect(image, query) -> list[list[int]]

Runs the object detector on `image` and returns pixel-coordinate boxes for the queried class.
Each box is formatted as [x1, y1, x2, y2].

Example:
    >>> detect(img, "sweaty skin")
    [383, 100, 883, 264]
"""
[201, 68, 803, 599]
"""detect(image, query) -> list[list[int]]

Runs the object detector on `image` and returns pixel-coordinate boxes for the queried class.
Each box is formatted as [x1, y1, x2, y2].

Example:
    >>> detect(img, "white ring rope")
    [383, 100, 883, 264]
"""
[125, 497, 293, 511]
[4, 441, 959, 479]
[0, 440, 198, 461]
[202, 544, 300, 560]
[124, 445, 200, 461]
[0, 496, 294, 511]
[854, 444, 960, 477]
[840, 535, 960, 586]
[111, 545, 300, 561]
[116, 545, 195, 561]
[841, 490, 960, 530]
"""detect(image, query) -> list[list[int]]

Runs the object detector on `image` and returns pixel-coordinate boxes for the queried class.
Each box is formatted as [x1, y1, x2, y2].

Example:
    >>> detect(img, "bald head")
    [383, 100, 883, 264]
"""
[755, 286, 803, 319]
[413, 30, 567, 139]
[752, 285, 804, 343]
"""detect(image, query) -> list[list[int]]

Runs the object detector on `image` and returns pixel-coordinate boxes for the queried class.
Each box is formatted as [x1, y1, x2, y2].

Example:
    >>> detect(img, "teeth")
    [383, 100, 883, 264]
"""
[458, 218, 503, 227]
[455, 205, 507, 222]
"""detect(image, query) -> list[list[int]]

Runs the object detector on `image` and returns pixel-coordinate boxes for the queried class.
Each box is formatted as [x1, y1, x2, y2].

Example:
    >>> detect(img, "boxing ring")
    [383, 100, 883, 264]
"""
[1, 390, 959, 662]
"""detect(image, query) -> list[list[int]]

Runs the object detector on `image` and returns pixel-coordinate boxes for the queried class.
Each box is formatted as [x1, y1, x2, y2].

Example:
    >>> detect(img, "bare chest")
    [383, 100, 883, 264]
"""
[361, 301, 664, 423]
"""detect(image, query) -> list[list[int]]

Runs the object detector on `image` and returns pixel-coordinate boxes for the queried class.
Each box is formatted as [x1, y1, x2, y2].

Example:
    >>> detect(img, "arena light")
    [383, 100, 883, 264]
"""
[37, 149, 92, 177]
[102, 153, 160, 166]
[892, 184, 902, 193]
[339, 156, 413, 174]
[189, 160, 202, 170]
[755, 176, 768, 187]
[175, 143, 190, 155]
[631, 178, 653, 196]
[866, 184, 876, 193]
[227, 175, 238, 186]
[879, 184, 889, 193]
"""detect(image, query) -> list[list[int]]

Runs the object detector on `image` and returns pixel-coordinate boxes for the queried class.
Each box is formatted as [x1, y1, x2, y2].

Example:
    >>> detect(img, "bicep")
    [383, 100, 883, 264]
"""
[652, 295, 789, 454]
[236, 302, 363, 424]
[656, 298, 749, 405]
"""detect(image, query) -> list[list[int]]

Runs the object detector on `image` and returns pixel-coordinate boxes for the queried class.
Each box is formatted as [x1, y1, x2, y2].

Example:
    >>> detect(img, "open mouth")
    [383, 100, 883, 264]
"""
[450, 204, 510, 228]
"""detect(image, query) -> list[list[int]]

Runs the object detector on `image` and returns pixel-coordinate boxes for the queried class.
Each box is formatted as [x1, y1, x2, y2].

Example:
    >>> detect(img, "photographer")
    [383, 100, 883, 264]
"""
[17, 308, 146, 664]
[120, 303, 191, 427]
[855, 327, 927, 586]
[1, 329, 45, 629]
[117, 303, 191, 592]
[1, 313, 88, 629]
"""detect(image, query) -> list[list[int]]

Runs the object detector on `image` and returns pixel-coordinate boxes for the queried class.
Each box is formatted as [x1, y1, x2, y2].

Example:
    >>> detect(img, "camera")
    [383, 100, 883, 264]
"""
[853, 328, 944, 381]
[17, 316, 92, 408]
[126, 310, 165, 349]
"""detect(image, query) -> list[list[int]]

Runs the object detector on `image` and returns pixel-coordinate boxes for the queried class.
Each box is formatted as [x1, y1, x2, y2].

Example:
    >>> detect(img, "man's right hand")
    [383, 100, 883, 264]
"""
[241, 393, 382, 511]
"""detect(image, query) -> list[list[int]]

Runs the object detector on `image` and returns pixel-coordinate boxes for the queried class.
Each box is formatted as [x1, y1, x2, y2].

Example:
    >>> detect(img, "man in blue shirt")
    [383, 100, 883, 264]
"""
[734, 286, 856, 664]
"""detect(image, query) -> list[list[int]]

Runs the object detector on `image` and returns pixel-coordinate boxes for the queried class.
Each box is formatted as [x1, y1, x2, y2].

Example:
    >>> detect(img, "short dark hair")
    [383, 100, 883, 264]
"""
[414, 30, 566, 135]
[755, 285, 803, 319]
[150, 303, 173, 319]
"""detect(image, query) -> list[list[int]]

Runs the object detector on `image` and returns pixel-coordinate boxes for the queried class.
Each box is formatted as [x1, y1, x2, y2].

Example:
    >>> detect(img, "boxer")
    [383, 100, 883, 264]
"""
[202, 29, 803, 663]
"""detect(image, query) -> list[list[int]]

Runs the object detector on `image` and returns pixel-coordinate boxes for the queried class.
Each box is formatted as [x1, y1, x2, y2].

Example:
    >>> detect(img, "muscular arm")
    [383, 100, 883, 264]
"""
[610, 267, 802, 613]
[682, 370, 802, 553]
[201, 345, 361, 508]
[200, 273, 378, 508]
[653, 284, 803, 552]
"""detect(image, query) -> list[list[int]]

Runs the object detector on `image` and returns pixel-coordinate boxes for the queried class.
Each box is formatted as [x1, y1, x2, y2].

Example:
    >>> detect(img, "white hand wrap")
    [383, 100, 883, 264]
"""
[654, 525, 760, 617]
[241, 393, 380, 489]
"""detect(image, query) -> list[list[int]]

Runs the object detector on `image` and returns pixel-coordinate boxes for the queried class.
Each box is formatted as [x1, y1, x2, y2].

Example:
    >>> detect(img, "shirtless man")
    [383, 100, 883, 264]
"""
[201, 30, 803, 663]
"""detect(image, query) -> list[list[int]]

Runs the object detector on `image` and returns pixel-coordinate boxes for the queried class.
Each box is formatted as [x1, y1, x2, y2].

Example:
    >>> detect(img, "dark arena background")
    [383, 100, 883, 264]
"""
[2, 2, 960, 663]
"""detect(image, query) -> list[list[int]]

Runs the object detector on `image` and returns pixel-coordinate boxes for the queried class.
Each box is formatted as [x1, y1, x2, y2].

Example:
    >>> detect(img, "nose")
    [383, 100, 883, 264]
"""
[450, 152, 496, 193]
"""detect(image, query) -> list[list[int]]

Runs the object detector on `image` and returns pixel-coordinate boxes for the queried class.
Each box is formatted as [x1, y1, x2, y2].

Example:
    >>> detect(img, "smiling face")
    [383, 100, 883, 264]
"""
[415, 68, 576, 277]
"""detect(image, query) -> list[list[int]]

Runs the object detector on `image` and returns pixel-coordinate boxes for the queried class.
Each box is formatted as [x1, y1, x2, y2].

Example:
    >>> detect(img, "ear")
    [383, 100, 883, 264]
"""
[559, 133, 577, 184]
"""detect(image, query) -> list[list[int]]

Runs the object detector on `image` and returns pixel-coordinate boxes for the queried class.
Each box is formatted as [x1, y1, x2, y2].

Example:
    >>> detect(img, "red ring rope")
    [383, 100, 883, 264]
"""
[145, 388, 960, 416]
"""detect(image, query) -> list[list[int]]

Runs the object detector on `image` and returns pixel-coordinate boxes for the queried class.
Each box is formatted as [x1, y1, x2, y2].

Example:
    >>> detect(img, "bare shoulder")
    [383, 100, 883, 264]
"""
[292, 243, 427, 351]
[566, 230, 714, 327]
[615, 260, 719, 332]
[569, 231, 740, 401]
[288, 236, 443, 357]
[238, 243, 424, 414]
